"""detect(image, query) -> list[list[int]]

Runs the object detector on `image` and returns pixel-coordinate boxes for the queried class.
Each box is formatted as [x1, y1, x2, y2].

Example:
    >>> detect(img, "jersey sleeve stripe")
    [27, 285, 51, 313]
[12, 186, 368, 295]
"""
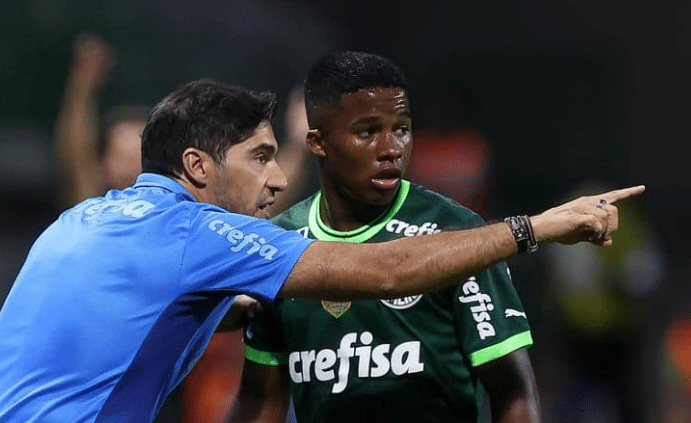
[468, 331, 533, 367]
[244, 345, 287, 366]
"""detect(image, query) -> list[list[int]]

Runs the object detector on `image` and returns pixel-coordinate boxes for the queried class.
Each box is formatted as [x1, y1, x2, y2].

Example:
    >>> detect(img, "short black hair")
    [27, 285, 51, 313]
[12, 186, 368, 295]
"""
[141, 79, 276, 177]
[304, 51, 408, 128]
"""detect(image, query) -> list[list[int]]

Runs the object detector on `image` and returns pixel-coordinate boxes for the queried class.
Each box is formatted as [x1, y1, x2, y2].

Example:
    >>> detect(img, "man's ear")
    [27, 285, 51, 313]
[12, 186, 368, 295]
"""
[181, 147, 213, 188]
[306, 129, 326, 157]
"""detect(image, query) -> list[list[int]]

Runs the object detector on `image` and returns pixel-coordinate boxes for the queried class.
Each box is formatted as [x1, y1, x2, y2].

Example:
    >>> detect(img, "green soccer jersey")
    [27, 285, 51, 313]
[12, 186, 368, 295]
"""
[245, 181, 532, 423]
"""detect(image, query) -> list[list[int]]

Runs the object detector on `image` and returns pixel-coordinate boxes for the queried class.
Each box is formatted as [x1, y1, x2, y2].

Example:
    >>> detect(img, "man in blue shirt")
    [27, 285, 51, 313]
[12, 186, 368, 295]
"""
[0, 78, 643, 423]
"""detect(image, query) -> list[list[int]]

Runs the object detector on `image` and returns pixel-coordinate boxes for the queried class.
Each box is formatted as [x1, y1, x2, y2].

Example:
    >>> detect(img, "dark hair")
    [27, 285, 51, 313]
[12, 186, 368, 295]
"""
[141, 79, 276, 177]
[304, 51, 408, 129]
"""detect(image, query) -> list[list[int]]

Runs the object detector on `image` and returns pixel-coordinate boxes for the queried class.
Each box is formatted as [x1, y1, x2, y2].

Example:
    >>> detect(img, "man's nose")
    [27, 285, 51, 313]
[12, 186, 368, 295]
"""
[268, 162, 288, 192]
[377, 132, 405, 162]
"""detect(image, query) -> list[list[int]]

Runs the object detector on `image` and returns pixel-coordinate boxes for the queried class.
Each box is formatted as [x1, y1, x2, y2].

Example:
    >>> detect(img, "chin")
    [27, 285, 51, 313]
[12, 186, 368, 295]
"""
[254, 210, 271, 219]
[366, 192, 397, 207]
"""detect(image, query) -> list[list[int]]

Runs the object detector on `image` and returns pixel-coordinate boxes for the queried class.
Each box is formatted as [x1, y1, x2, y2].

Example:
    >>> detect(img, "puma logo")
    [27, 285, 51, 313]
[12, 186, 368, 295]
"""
[505, 308, 527, 319]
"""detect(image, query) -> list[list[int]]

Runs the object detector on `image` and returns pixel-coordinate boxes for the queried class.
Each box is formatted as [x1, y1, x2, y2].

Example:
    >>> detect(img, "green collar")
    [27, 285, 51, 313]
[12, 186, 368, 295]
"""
[307, 180, 411, 242]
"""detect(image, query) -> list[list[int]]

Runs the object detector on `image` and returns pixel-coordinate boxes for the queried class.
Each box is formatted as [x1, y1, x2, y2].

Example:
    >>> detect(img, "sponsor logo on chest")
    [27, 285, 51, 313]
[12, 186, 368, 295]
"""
[385, 219, 442, 237]
[288, 331, 424, 393]
[458, 276, 496, 340]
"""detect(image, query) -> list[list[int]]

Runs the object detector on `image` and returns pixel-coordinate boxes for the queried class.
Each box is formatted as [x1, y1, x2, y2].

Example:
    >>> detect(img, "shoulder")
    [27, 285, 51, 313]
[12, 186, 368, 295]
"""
[271, 194, 316, 230]
[404, 182, 485, 229]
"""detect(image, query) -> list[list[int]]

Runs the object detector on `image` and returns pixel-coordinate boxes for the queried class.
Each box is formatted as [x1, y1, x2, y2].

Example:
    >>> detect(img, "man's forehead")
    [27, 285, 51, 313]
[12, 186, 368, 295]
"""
[235, 121, 278, 150]
[339, 87, 410, 112]
[342, 86, 408, 100]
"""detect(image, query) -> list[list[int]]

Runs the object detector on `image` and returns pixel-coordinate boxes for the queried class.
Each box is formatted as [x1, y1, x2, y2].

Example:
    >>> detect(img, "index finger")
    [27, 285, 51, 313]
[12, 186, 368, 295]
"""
[599, 185, 646, 204]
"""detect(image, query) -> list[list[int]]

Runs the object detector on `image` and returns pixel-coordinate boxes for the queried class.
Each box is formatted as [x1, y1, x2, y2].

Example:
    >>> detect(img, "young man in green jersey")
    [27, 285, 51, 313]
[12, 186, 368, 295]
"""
[227, 52, 547, 423]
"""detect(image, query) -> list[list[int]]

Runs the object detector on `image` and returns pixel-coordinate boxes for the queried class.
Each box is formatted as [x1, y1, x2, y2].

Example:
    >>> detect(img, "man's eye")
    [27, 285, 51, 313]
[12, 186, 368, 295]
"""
[358, 129, 374, 138]
[396, 126, 410, 135]
[255, 155, 268, 164]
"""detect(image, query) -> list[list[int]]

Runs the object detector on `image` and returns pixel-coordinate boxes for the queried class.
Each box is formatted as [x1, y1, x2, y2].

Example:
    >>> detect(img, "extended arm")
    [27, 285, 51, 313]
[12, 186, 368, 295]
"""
[475, 349, 542, 423]
[279, 186, 645, 300]
[54, 33, 115, 206]
[225, 360, 291, 423]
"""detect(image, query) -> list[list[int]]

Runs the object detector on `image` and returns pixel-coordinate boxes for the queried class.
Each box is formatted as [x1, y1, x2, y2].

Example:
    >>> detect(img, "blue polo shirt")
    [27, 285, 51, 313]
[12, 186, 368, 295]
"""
[0, 173, 315, 423]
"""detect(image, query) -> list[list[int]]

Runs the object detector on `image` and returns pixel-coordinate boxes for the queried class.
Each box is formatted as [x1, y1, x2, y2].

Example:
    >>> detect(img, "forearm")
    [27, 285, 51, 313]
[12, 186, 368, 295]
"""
[226, 361, 290, 423]
[283, 221, 518, 300]
[478, 350, 542, 423]
[55, 71, 103, 205]
[491, 397, 542, 423]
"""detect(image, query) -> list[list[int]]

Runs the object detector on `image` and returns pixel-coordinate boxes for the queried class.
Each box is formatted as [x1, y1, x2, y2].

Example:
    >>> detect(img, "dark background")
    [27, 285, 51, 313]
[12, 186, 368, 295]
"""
[0, 1, 688, 422]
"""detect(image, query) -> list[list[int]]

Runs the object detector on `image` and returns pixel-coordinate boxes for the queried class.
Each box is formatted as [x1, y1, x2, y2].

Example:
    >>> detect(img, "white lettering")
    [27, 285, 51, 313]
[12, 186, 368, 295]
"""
[300, 350, 316, 382]
[208, 223, 280, 261]
[459, 278, 496, 340]
[332, 333, 357, 393]
[259, 244, 278, 260]
[289, 352, 302, 383]
[122, 200, 155, 218]
[356, 332, 373, 377]
[82, 199, 154, 220]
[391, 341, 425, 375]
[417, 222, 430, 235]
[314, 350, 337, 381]
[289, 332, 424, 393]
[370, 344, 391, 377]
[230, 233, 258, 253]
[478, 322, 496, 339]
[395, 220, 409, 234]
[385, 220, 399, 232]
[208, 220, 224, 231]
[403, 225, 419, 237]
[227, 229, 244, 244]
[385, 219, 441, 237]
[215, 222, 234, 236]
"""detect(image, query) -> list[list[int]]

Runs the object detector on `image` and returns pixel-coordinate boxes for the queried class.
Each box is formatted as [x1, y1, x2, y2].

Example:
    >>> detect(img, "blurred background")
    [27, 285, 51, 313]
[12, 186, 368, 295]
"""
[0, 0, 689, 422]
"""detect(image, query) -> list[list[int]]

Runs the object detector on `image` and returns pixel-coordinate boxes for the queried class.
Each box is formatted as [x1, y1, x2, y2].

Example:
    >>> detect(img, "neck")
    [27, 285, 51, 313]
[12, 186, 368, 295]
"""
[318, 188, 394, 232]
[174, 175, 206, 203]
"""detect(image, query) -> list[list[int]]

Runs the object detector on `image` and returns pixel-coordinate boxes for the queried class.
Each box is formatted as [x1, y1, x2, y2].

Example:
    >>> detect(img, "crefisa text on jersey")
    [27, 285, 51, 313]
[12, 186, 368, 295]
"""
[458, 276, 496, 340]
[385, 219, 441, 236]
[208, 219, 278, 260]
[288, 331, 425, 394]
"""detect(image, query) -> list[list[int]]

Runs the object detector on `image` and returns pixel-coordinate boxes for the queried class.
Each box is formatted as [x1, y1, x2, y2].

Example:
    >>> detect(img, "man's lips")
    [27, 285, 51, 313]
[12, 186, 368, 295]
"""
[256, 199, 274, 217]
[371, 169, 402, 190]
[371, 177, 400, 190]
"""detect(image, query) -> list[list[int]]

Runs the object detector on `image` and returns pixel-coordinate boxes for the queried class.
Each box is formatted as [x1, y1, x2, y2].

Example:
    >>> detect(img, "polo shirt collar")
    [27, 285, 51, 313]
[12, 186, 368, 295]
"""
[133, 173, 196, 202]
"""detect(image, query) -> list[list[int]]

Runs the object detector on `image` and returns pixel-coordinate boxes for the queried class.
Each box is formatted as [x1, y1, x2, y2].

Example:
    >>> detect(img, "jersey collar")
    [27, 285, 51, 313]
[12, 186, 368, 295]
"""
[133, 173, 196, 202]
[307, 180, 411, 243]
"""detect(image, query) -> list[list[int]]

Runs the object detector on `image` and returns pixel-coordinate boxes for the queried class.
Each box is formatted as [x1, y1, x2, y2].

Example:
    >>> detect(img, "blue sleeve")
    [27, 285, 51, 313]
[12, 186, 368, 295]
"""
[181, 208, 315, 303]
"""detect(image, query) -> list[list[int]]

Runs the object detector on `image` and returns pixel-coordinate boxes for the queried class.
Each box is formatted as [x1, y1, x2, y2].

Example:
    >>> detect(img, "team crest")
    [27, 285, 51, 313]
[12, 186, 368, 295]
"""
[322, 301, 351, 318]
[380, 295, 423, 309]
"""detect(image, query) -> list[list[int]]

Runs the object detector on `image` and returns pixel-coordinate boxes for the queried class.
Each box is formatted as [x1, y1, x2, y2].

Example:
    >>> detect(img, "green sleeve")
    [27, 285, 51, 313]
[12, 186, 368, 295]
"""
[453, 260, 533, 366]
[243, 304, 289, 366]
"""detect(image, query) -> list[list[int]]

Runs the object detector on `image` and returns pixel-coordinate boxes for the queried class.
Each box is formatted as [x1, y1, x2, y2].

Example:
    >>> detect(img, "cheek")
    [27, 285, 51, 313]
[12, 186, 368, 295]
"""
[402, 146, 413, 168]
[335, 141, 374, 165]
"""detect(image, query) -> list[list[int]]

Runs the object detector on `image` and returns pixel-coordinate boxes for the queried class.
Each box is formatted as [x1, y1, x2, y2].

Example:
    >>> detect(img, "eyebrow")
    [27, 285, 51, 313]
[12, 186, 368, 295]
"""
[250, 142, 278, 154]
